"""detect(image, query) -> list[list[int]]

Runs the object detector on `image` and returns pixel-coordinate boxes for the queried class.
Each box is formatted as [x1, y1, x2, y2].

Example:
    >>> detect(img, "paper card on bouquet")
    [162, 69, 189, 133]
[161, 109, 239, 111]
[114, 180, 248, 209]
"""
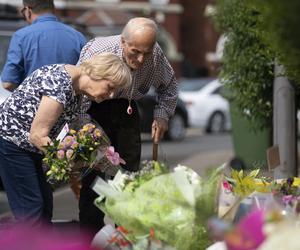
[267, 145, 280, 171]
[56, 123, 69, 142]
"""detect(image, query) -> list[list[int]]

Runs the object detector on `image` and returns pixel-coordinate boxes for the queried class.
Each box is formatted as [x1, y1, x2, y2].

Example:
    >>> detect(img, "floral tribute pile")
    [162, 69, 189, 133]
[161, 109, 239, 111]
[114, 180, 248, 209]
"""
[88, 161, 300, 250]
[207, 168, 300, 250]
[92, 161, 224, 250]
[43, 122, 125, 182]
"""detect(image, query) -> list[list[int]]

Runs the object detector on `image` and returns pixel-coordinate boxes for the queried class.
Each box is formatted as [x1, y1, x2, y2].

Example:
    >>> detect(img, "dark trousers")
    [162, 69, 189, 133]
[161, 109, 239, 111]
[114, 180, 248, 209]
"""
[79, 98, 141, 236]
[0, 137, 53, 225]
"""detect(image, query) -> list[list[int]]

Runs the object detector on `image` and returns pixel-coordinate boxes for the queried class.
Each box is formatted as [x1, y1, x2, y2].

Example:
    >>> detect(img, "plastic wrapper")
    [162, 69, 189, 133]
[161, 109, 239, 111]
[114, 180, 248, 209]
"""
[93, 163, 224, 250]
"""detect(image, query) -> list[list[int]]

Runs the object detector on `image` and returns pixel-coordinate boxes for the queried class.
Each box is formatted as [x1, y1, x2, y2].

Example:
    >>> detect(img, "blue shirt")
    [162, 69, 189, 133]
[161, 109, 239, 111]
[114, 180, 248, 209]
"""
[1, 14, 86, 86]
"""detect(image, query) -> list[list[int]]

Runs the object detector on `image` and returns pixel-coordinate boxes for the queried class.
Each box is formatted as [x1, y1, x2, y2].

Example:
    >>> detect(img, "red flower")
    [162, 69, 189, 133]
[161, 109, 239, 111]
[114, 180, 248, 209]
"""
[150, 228, 155, 239]
[116, 226, 129, 234]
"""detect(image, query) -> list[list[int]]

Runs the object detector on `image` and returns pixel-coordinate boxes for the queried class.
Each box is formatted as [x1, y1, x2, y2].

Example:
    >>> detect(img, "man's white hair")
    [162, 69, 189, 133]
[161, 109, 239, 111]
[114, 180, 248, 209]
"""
[122, 17, 158, 42]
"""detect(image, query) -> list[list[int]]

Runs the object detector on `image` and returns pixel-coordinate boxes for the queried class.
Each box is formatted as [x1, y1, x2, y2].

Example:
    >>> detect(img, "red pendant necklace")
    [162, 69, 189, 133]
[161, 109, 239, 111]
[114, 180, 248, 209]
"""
[127, 102, 133, 115]
[127, 74, 135, 115]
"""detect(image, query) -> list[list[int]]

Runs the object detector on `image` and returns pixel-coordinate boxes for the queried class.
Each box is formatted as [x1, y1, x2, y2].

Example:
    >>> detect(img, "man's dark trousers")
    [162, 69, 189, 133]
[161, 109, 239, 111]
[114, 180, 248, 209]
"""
[79, 98, 141, 237]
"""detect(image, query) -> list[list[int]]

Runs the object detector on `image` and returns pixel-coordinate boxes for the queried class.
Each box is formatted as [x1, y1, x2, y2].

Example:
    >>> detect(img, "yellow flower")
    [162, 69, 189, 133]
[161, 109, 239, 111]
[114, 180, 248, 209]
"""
[83, 123, 96, 133]
[231, 169, 260, 198]
[255, 179, 271, 193]
[292, 177, 300, 186]
[69, 129, 76, 135]
[93, 128, 102, 138]
[82, 127, 88, 132]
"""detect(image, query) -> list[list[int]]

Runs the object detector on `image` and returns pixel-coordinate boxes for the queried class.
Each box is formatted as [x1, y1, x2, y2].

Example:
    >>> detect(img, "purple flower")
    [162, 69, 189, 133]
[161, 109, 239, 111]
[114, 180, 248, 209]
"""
[282, 195, 294, 205]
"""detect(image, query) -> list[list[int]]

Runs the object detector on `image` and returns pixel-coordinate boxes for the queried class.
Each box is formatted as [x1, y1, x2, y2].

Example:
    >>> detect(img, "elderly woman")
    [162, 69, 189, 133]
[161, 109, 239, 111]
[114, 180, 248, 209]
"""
[0, 52, 131, 225]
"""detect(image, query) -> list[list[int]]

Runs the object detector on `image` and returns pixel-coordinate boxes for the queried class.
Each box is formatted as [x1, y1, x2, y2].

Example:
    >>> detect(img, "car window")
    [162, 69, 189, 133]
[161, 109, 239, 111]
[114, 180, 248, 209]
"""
[212, 86, 222, 95]
[178, 78, 215, 92]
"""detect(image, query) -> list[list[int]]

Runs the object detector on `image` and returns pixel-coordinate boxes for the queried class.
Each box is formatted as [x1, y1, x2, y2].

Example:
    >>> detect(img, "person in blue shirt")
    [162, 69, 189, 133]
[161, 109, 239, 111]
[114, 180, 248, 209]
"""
[1, 0, 86, 92]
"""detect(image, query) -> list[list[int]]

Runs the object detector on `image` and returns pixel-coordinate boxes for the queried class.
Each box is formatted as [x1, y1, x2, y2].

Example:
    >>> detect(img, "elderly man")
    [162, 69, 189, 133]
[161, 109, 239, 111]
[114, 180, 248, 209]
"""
[77, 17, 178, 236]
[1, 0, 86, 91]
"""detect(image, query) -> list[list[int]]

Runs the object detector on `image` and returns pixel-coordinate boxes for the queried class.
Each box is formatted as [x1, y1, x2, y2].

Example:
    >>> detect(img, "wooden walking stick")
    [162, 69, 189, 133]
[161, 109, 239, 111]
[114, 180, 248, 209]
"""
[152, 122, 159, 161]
[152, 142, 158, 161]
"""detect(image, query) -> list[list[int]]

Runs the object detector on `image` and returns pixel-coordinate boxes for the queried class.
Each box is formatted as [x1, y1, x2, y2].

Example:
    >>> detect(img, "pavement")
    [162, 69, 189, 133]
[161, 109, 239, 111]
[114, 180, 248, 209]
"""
[181, 148, 233, 175]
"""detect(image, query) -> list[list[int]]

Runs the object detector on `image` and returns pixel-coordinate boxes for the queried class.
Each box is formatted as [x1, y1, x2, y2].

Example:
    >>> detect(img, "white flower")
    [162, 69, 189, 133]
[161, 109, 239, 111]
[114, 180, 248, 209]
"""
[174, 164, 188, 172]
[259, 221, 300, 250]
[108, 171, 130, 191]
[174, 164, 201, 186]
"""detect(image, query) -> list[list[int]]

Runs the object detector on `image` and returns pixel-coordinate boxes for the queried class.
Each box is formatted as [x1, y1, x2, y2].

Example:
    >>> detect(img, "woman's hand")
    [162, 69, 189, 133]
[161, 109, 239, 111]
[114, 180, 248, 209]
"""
[29, 96, 64, 152]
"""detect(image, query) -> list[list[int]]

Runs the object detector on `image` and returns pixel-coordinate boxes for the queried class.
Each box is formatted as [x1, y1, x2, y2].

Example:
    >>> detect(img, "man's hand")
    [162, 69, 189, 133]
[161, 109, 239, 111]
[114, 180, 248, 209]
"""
[151, 118, 168, 144]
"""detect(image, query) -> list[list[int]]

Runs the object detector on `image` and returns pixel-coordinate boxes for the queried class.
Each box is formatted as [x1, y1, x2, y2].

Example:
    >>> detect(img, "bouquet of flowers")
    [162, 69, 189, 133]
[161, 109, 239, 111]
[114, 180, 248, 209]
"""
[43, 122, 125, 182]
[223, 168, 300, 216]
[223, 169, 271, 199]
[92, 161, 224, 250]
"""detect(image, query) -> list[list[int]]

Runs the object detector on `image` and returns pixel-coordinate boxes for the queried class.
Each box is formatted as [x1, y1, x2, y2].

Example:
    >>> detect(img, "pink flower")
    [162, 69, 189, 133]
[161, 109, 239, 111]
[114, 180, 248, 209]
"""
[63, 135, 77, 148]
[57, 150, 65, 159]
[105, 146, 126, 166]
[225, 209, 265, 250]
[0, 223, 92, 250]
[223, 180, 233, 192]
[71, 141, 79, 149]
[66, 149, 74, 160]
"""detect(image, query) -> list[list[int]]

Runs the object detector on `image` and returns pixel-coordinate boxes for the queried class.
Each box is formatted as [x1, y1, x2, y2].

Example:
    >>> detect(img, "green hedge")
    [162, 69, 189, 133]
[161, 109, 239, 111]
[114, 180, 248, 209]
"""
[213, 0, 275, 130]
[252, 0, 300, 85]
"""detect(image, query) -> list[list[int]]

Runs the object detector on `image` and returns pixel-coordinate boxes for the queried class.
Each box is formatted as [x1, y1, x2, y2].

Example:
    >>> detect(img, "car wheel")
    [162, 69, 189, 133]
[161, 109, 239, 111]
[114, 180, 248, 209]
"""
[0, 178, 4, 191]
[206, 111, 225, 133]
[165, 113, 186, 141]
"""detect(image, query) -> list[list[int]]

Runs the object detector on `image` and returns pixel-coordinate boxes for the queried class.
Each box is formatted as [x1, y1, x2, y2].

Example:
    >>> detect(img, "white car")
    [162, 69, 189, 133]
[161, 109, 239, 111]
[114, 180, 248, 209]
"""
[178, 78, 231, 133]
[0, 80, 10, 104]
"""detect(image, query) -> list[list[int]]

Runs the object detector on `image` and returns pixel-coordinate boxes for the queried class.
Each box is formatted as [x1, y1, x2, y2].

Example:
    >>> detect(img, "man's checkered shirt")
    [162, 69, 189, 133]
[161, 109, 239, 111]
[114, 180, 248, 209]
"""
[78, 35, 178, 121]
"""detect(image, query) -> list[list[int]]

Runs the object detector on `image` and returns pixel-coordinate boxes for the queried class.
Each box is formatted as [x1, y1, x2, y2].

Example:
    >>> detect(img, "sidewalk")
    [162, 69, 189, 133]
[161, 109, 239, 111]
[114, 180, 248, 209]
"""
[181, 149, 234, 175]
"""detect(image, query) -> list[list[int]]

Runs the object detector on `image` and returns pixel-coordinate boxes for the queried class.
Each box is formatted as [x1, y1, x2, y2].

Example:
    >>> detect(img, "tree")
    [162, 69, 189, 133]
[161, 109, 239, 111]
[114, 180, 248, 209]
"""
[213, 0, 275, 130]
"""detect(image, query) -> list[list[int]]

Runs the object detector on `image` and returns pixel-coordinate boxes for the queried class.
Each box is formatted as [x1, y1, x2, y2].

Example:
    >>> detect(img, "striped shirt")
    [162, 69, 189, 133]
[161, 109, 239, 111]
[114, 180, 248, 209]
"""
[78, 35, 178, 120]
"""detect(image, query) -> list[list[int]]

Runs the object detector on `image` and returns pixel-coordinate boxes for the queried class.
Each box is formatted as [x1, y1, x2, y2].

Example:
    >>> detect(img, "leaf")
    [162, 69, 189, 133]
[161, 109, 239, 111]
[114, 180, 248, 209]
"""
[249, 169, 260, 178]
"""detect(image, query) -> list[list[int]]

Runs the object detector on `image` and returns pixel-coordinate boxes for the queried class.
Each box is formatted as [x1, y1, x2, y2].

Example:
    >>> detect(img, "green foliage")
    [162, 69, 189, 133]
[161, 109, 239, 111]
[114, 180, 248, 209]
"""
[252, 0, 300, 85]
[43, 140, 71, 182]
[213, 0, 275, 130]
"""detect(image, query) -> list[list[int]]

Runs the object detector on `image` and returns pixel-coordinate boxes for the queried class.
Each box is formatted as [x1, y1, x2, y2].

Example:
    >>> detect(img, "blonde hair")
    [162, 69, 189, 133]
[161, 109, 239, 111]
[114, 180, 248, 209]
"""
[80, 53, 132, 89]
